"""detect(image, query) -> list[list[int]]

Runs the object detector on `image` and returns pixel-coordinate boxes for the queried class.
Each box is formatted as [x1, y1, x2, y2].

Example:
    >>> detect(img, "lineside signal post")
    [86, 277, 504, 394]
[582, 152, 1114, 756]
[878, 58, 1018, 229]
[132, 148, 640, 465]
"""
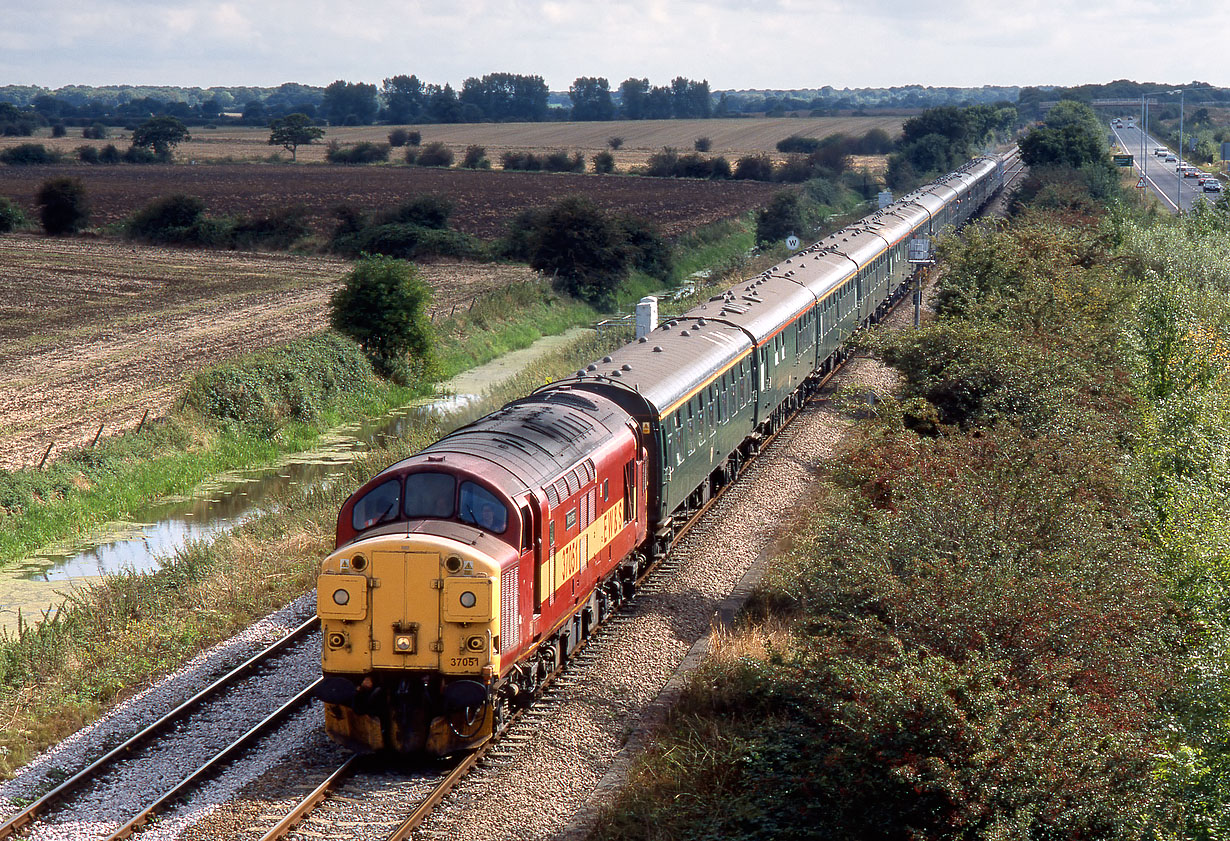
[907, 236, 935, 328]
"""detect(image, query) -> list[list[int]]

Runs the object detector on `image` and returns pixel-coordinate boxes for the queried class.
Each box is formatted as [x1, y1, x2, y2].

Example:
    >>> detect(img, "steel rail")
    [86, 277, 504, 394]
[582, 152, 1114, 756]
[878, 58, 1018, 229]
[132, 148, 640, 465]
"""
[256, 753, 363, 841]
[0, 615, 320, 840]
[103, 678, 322, 841]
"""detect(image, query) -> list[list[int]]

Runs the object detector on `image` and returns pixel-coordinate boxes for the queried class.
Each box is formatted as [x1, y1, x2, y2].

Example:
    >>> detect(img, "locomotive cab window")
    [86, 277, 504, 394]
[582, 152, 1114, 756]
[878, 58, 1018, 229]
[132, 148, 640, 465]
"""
[458, 481, 508, 535]
[403, 472, 456, 519]
[352, 478, 401, 531]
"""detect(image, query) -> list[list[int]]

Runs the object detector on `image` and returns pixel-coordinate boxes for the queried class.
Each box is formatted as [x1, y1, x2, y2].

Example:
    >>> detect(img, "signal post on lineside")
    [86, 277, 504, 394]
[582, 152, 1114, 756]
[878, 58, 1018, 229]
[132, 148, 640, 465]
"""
[907, 237, 935, 328]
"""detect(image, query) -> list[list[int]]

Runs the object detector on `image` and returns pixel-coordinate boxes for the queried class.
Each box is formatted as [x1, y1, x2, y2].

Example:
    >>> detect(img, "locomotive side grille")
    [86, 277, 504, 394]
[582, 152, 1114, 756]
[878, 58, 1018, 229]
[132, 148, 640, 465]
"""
[500, 566, 520, 653]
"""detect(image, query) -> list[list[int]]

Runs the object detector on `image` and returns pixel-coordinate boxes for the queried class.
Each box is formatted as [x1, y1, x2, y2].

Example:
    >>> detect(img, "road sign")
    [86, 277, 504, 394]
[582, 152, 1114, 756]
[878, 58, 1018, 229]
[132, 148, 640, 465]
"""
[1136, 176, 1146, 189]
[785, 235, 800, 250]
[1113, 154, 1134, 167]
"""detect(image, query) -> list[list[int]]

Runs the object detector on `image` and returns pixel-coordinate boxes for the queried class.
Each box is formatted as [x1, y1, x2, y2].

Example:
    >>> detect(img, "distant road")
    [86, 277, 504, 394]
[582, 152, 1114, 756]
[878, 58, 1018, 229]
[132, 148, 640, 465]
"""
[1111, 123, 1221, 213]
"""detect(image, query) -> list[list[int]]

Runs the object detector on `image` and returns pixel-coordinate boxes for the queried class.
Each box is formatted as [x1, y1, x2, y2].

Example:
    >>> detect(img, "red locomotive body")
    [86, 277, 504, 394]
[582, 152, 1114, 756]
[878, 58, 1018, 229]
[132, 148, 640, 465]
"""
[318, 387, 646, 754]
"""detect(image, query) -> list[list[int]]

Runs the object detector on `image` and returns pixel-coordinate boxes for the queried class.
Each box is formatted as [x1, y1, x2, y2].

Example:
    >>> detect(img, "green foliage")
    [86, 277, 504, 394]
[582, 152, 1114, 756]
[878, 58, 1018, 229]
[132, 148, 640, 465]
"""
[81, 122, 108, 140]
[693, 136, 711, 152]
[0, 196, 25, 232]
[325, 140, 390, 164]
[387, 128, 410, 147]
[413, 141, 453, 167]
[643, 148, 730, 179]
[126, 194, 216, 244]
[733, 154, 774, 181]
[0, 143, 60, 165]
[1019, 124, 1112, 170]
[607, 136, 623, 150]
[130, 116, 190, 160]
[591, 150, 614, 174]
[229, 206, 311, 250]
[267, 113, 324, 161]
[754, 191, 801, 246]
[185, 333, 372, 430]
[461, 144, 489, 169]
[330, 197, 480, 260]
[329, 256, 436, 381]
[35, 177, 88, 235]
[500, 149, 585, 173]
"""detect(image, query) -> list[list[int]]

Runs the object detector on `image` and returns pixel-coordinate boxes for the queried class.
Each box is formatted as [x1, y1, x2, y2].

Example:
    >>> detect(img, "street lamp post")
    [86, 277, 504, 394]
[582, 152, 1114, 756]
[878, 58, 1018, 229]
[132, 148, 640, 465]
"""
[1172, 89, 1185, 210]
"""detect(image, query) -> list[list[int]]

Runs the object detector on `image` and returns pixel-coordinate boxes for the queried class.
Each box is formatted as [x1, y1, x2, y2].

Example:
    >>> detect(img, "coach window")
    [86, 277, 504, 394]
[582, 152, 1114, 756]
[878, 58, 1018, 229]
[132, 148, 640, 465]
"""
[459, 481, 508, 535]
[352, 478, 401, 532]
[603, 478, 609, 501]
[403, 472, 456, 519]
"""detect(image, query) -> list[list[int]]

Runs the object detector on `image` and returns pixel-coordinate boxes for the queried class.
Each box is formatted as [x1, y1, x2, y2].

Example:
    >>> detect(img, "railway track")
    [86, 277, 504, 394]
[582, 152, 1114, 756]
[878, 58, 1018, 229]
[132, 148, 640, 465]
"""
[0, 616, 320, 840]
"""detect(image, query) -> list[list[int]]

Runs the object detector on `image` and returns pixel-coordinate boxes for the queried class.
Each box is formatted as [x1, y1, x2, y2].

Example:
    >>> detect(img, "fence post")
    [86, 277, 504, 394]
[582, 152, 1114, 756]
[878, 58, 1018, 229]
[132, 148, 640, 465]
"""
[90, 422, 105, 448]
[38, 444, 53, 470]
[135, 408, 150, 434]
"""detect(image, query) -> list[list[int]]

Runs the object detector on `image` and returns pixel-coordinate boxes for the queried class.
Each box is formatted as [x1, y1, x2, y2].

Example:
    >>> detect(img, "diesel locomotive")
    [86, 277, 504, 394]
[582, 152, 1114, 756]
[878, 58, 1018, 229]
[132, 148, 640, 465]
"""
[315, 153, 1006, 755]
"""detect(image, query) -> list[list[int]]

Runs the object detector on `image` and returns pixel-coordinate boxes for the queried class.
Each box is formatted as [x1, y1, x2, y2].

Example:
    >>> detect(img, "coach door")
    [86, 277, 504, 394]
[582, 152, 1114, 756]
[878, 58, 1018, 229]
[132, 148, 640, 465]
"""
[370, 550, 441, 671]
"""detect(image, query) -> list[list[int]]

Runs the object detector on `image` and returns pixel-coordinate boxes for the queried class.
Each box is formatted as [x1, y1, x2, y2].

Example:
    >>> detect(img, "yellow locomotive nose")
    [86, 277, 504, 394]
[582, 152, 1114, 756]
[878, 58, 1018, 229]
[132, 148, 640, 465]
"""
[317, 535, 503, 754]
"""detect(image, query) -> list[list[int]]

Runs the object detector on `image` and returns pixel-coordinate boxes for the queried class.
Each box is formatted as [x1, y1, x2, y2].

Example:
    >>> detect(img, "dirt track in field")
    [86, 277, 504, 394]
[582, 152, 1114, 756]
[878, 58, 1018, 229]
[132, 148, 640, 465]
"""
[0, 235, 535, 472]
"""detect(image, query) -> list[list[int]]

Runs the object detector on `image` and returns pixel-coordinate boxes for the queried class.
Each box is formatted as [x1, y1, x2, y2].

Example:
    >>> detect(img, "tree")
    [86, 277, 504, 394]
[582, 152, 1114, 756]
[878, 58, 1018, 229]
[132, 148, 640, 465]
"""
[618, 78, 649, 120]
[755, 191, 802, 246]
[268, 113, 324, 161]
[36, 176, 89, 235]
[130, 116, 190, 160]
[322, 80, 379, 125]
[569, 77, 614, 121]
[382, 75, 426, 124]
[528, 196, 630, 308]
[329, 256, 435, 380]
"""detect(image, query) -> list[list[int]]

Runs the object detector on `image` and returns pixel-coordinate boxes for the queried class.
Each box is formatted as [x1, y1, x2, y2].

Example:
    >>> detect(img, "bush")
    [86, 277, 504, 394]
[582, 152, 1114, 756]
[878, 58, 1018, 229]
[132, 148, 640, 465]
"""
[186, 333, 373, 428]
[325, 141, 390, 164]
[121, 145, 158, 164]
[754, 190, 801, 246]
[544, 150, 585, 173]
[337, 224, 478, 261]
[0, 143, 60, 165]
[82, 123, 108, 140]
[98, 144, 122, 164]
[375, 195, 453, 229]
[644, 148, 729, 179]
[773, 155, 816, 183]
[733, 154, 775, 181]
[51, 124, 66, 138]
[501, 150, 542, 171]
[693, 136, 711, 152]
[776, 134, 822, 154]
[35, 177, 88, 235]
[619, 215, 673, 281]
[0, 196, 26, 233]
[592, 150, 615, 174]
[230, 206, 312, 250]
[462, 144, 489, 169]
[329, 255, 435, 381]
[607, 136, 624, 150]
[403, 146, 419, 165]
[76, 145, 100, 164]
[414, 141, 453, 167]
[497, 208, 546, 262]
[126, 194, 216, 245]
[388, 128, 410, 147]
[527, 196, 629, 309]
[406, 130, 421, 146]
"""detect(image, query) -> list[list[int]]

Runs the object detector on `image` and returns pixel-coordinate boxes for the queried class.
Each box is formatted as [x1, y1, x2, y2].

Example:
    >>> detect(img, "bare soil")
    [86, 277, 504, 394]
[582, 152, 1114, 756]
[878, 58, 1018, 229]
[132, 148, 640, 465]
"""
[0, 235, 536, 471]
[0, 164, 783, 239]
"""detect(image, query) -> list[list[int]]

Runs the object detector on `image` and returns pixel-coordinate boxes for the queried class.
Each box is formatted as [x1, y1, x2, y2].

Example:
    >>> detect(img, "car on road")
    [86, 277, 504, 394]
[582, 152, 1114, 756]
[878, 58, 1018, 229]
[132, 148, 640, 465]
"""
[1204, 180, 1223, 193]
[1165, 154, 1178, 162]
[1113, 119, 1123, 127]
[1183, 168, 1202, 178]
[1155, 148, 1169, 156]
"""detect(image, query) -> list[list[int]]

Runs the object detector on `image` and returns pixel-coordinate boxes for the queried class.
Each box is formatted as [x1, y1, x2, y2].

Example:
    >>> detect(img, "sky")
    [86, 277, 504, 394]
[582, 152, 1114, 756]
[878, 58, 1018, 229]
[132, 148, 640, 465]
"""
[2, 0, 1227, 92]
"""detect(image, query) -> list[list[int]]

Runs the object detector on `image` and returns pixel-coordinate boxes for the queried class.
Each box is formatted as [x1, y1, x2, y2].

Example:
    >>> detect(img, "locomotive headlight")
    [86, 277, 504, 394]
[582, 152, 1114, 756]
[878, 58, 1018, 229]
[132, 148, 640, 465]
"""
[332, 588, 350, 606]
[459, 590, 477, 609]
[395, 635, 414, 652]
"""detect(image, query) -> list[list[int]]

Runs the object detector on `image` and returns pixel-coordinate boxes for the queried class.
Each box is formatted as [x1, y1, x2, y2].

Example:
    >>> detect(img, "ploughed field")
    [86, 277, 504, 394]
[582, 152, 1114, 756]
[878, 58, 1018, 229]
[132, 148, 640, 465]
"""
[0, 164, 783, 238]
[0, 236, 536, 472]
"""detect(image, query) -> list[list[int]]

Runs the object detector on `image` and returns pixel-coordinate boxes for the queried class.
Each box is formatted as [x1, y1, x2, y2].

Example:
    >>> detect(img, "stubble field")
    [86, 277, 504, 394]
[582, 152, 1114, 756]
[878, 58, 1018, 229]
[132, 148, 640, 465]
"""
[0, 116, 904, 169]
[0, 236, 537, 471]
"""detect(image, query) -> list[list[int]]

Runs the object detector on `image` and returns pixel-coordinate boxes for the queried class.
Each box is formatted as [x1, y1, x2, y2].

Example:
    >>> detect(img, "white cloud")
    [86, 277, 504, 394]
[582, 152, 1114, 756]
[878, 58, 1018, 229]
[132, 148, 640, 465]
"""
[0, 0, 1226, 90]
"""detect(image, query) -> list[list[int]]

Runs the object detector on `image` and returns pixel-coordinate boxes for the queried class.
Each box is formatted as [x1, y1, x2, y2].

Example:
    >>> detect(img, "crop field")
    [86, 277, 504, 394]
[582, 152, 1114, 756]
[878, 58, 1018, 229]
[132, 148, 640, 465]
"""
[0, 235, 537, 471]
[0, 164, 784, 238]
[1, 116, 905, 168]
